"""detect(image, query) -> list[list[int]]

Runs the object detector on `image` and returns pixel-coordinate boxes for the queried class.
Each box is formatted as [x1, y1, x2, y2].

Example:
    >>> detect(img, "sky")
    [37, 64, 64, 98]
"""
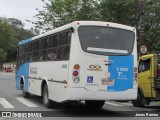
[0, 0, 45, 29]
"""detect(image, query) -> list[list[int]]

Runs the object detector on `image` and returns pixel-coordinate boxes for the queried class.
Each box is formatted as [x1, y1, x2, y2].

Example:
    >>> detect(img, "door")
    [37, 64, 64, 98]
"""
[138, 57, 152, 98]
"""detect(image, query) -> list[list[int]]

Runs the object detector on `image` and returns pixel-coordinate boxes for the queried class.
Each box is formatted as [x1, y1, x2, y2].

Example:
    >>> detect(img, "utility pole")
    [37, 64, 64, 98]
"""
[139, 0, 147, 54]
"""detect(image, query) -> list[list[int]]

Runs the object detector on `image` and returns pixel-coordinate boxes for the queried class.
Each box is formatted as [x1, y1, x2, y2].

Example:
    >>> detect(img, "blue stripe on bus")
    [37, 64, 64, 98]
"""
[18, 38, 32, 45]
[16, 63, 30, 92]
[107, 55, 134, 92]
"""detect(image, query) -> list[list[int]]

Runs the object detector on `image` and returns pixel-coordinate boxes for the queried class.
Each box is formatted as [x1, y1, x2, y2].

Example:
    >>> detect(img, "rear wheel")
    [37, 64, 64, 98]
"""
[43, 84, 54, 108]
[132, 91, 145, 107]
[85, 100, 105, 109]
[22, 85, 30, 98]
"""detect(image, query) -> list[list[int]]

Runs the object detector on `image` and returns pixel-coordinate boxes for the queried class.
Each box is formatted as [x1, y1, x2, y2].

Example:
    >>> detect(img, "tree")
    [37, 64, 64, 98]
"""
[0, 18, 15, 50]
[0, 49, 7, 67]
[0, 17, 35, 66]
[33, 0, 99, 32]
[99, 0, 139, 25]
[8, 18, 24, 29]
[33, 0, 160, 53]
[6, 18, 35, 63]
[143, 0, 160, 52]
[0, 17, 15, 68]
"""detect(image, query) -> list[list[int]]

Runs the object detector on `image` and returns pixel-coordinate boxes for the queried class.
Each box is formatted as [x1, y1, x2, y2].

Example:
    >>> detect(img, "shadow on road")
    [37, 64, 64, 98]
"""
[15, 94, 130, 117]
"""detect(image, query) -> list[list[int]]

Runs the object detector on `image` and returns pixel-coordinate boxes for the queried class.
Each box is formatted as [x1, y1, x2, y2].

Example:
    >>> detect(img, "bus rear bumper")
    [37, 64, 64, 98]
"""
[67, 87, 137, 101]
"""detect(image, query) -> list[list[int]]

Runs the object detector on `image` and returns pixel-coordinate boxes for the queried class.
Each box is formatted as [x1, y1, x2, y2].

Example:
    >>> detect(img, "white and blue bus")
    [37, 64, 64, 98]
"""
[16, 21, 138, 108]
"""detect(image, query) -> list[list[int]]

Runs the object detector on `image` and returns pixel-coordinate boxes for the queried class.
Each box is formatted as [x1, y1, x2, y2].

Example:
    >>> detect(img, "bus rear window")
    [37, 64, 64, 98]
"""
[78, 26, 135, 56]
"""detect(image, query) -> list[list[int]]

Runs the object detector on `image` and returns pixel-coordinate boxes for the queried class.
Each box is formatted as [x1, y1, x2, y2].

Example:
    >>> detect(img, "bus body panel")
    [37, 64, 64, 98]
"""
[28, 61, 69, 102]
[16, 63, 30, 92]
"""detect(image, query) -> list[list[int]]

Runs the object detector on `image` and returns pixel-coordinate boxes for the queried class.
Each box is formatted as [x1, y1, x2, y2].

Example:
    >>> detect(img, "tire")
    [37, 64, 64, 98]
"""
[85, 100, 105, 109]
[22, 85, 30, 98]
[43, 84, 53, 108]
[132, 91, 145, 107]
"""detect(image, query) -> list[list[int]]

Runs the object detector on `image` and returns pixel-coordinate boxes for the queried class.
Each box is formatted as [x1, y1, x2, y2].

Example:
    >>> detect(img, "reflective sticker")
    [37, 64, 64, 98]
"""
[87, 47, 128, 54]
[87, 76, 93, 83]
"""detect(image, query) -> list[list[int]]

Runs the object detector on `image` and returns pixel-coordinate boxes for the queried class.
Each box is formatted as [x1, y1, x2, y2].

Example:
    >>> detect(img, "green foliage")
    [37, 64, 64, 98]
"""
[0, 18, 15, 67]
[0, 49, 7, 62]
[99, 0, 139, 26]
[34, 0, 99, 32]
[7, 18, 35, 62]
[33, 0, 160, 53]
[144, 0, 160, 52]
[0, 17, 35, 64]
[0, 18, 15, 51]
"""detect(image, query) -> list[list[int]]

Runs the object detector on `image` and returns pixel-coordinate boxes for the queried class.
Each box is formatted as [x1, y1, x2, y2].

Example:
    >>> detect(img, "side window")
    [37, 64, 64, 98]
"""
[39, 38, 48, 61]
[18, 46, 23, 64]
[57, 46, 65, 60]
[27, 42, 32, 53]
[32, 40, 40, 62]
[27, 42, 33, 62]
[59, 33, 66, 46]
[48, 36, 54, 48]
[22, 45, 27, 63]
[66, 31, 71, 45]
[39, 50, 48, 61]
[48, 48, 58, 61]
[41, 38, 48, 49]
[54, 35, 59, 47]
[138, 58, 151, 72]
[17, 46, 22, 64]
[57, 31, 71, 61]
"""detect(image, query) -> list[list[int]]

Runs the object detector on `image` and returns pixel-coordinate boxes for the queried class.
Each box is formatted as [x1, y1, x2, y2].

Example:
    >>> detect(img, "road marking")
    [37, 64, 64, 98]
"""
[0, 98, 15, 108]
[105, 101, 124, 106]
[16, 97, 38, 107]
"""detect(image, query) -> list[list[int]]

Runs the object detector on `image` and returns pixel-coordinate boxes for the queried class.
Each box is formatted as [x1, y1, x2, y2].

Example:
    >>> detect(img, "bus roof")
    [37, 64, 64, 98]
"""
[18, 21, 135, 46]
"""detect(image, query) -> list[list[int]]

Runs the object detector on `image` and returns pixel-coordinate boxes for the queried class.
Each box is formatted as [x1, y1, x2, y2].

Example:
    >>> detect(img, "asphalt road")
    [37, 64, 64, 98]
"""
[0, 72, 160, 120]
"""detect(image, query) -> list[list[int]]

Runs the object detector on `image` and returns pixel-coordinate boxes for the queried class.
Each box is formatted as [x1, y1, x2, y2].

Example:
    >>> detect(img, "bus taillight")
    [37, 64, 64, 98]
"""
[73, 71, 78, 76]
[74, 64, 80, 70]
[134, 73, 138, 79]
[134, 67, 138, 82]
[134, 67, 137, 72]
[73, 64, 80, 83]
